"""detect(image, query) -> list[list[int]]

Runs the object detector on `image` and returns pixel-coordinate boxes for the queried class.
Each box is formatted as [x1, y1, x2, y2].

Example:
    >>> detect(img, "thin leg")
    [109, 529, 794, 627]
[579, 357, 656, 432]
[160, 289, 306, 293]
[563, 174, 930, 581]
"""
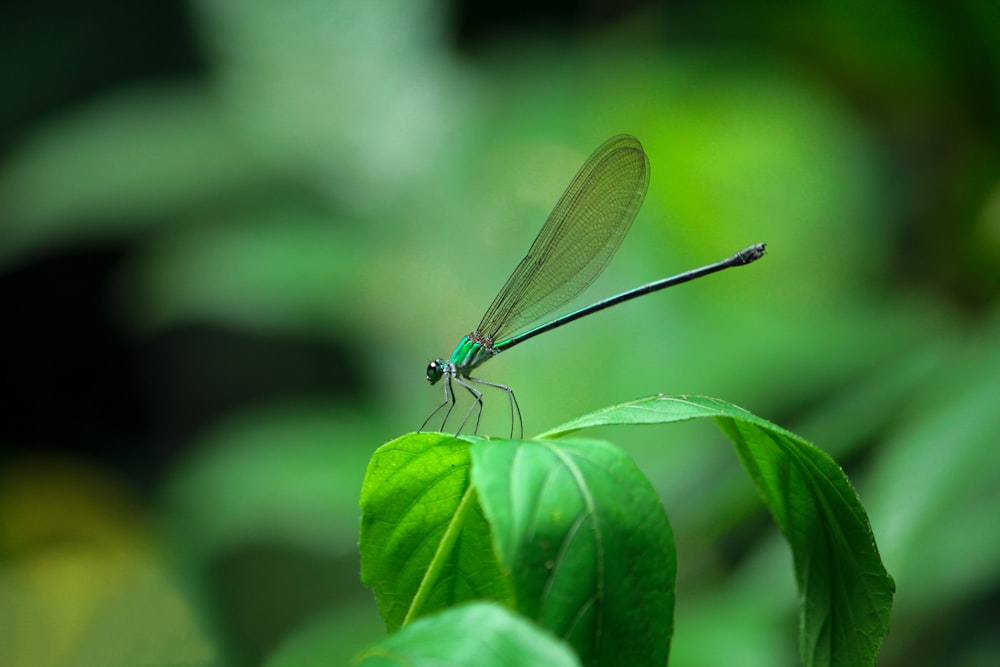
[440, 375, 458, 431]
[452, 375, 484, 434]
[420, 373, 456, 433]
[421, 373, 523, 439]
[466, 376, 523, 439]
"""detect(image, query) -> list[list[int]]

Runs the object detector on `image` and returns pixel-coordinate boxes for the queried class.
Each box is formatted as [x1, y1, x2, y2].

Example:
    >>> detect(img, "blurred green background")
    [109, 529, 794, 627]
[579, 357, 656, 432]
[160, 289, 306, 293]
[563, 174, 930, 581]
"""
[2, 1, 999, 665]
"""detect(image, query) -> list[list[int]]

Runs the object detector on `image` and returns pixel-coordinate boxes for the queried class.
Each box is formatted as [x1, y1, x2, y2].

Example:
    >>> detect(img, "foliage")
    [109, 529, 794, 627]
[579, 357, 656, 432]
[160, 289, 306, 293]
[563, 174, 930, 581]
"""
[354, 397, 893, 667]
[2, 1, 998, 666]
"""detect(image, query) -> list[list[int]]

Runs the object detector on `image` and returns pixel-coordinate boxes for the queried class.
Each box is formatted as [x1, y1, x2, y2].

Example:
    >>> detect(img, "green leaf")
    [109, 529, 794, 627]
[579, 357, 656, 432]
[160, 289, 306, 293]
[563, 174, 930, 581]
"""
[863, 325, 1000, 610]
[541, 394, 895, 667]
[163, 402, 371, 560]
[469, 437, 676, 667]
[536, 394, 737, 436]
[0, 85, 262, 266]
[353, 602, 579, 667]
[119, 206, 365, 336]
[359, 433, 513, 631]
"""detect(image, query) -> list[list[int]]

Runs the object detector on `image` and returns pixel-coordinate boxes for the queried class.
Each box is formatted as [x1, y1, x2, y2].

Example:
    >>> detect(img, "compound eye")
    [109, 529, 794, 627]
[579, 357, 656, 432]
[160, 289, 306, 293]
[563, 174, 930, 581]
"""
[426, 360, 443, 384]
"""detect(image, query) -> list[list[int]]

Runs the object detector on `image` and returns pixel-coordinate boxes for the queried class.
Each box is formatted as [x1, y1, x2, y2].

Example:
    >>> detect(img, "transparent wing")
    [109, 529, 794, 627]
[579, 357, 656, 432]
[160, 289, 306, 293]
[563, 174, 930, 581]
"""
[477, 134, 650, 341]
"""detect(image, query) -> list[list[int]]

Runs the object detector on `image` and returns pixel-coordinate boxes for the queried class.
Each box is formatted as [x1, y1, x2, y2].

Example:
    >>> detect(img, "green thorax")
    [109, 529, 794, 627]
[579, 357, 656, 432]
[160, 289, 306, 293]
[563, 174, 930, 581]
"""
[448, 332, 500, 376]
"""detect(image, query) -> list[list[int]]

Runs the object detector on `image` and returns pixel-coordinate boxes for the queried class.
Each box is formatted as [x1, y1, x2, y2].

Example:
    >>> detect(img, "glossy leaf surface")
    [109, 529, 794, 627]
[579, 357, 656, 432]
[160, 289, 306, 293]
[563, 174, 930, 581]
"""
[543, 395, 895, 667]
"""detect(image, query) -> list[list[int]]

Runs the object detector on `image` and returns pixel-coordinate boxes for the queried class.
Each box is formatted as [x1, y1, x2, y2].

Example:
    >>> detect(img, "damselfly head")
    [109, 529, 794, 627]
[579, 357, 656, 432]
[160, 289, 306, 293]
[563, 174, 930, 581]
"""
[426, 359, 446, 384]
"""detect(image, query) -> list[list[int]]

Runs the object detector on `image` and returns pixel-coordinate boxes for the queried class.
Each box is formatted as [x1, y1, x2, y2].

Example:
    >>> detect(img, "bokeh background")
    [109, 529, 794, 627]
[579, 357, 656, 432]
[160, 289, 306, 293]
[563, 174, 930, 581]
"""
[2, 1, 999, 665]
